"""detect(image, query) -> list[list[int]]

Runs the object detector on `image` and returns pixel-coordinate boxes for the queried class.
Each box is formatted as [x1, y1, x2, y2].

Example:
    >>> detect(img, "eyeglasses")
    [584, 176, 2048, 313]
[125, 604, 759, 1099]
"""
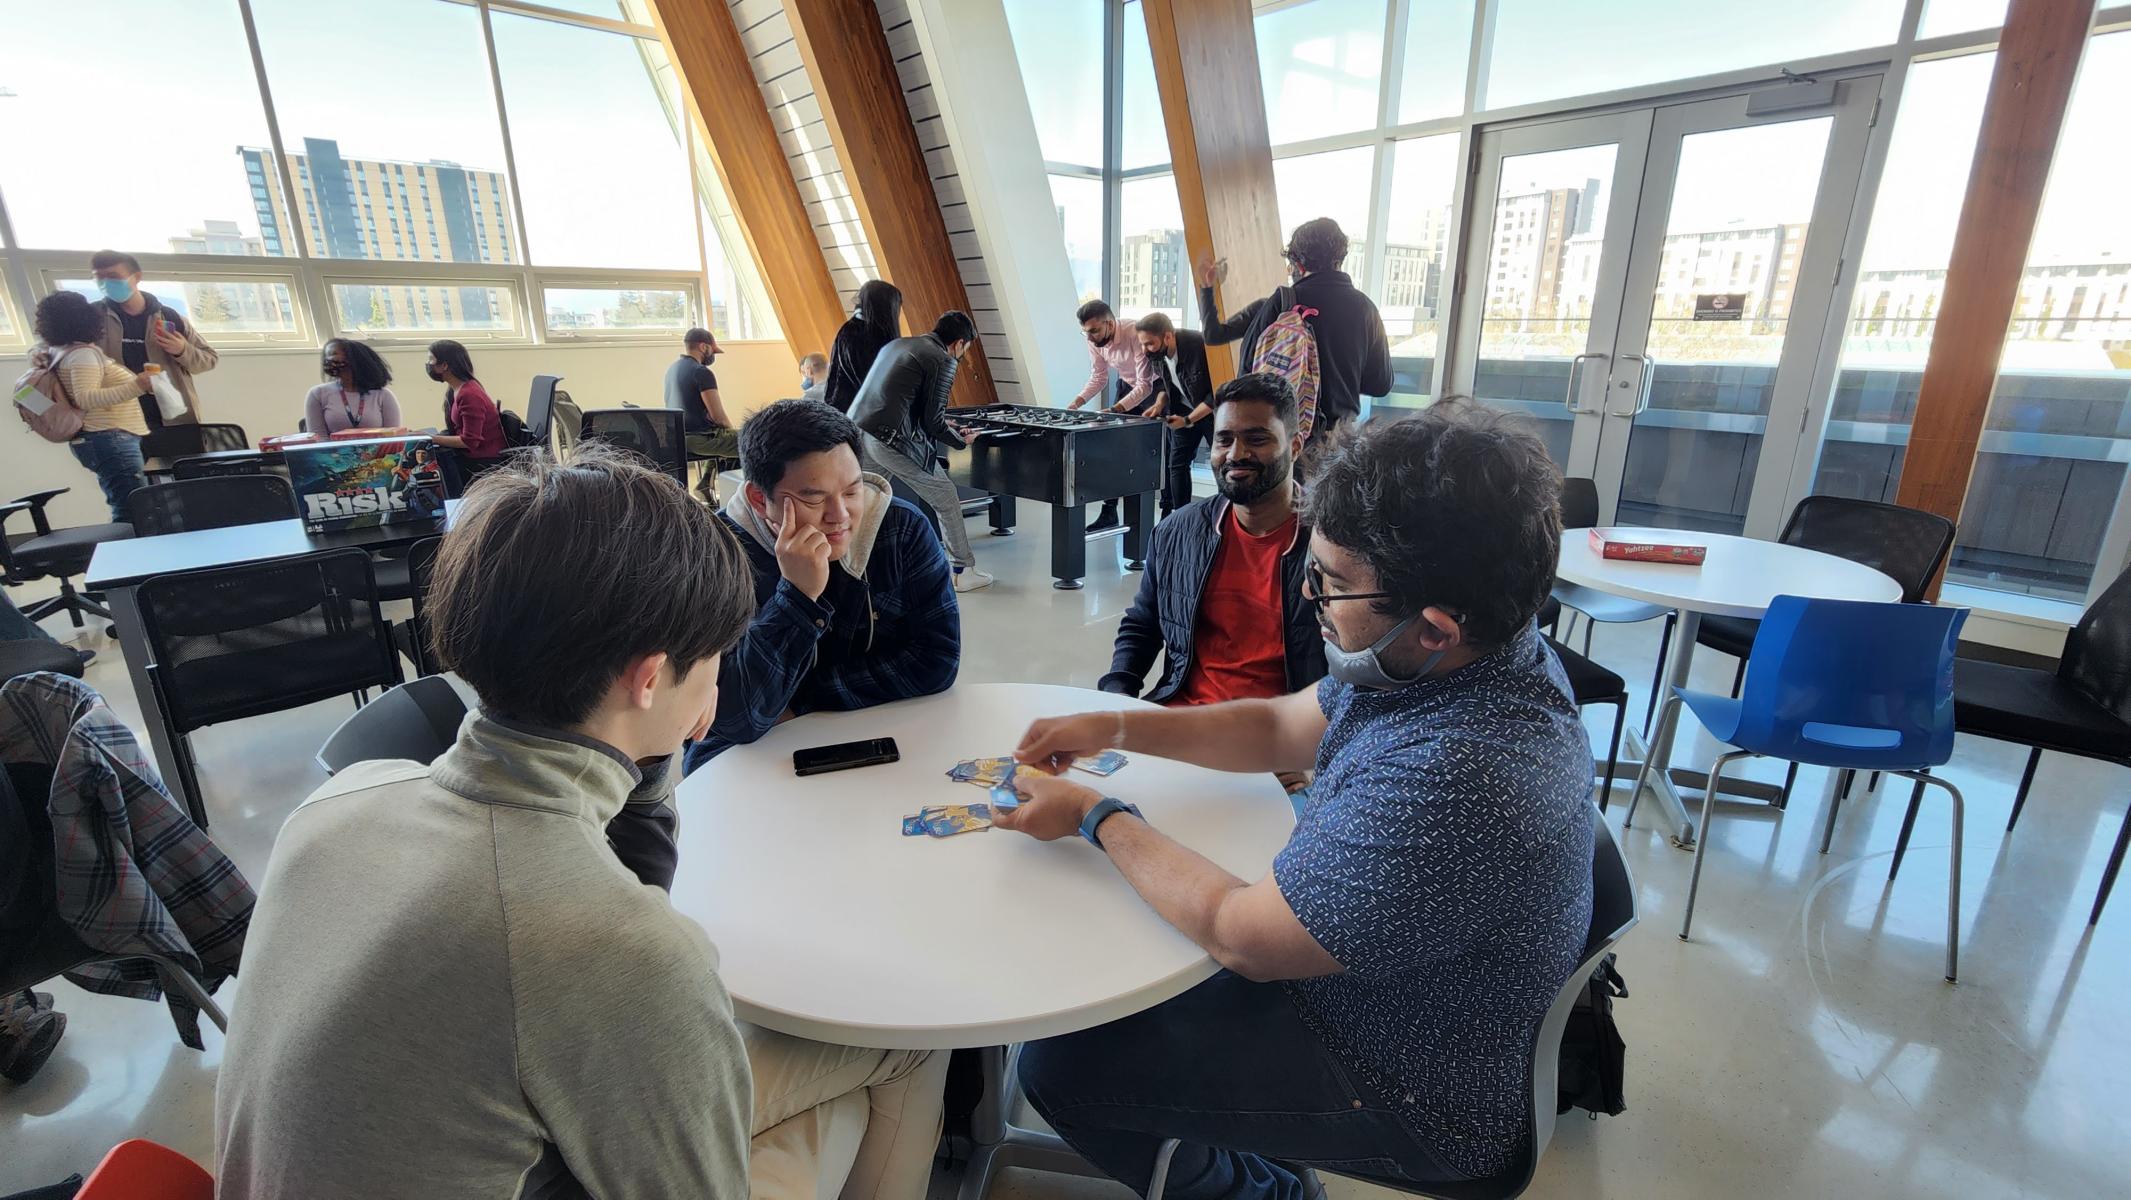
[1302, 559, 1391, 607]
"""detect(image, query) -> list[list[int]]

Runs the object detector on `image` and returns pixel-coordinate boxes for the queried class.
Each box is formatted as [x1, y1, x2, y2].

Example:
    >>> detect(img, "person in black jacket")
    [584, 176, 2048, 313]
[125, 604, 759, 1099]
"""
[822, 280, 903, 414]
[1101, 372, 1323, 730]
[850, 310, 992, 592]
[1198, 217, 1392, 463]
[1134, 312, 1214, 517]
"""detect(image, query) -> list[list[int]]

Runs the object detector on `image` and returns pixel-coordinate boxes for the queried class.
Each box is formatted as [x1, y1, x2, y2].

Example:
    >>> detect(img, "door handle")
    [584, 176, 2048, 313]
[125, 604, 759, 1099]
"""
[1608, 354, 1655, 417]
[1565, 353, 1610, 415]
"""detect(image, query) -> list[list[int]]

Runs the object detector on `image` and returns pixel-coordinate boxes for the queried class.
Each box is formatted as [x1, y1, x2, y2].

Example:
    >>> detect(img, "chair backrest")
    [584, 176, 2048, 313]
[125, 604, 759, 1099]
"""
[580, 407, 688, 487]
[195, 423, 250, 454]
[78, 1139, 214, 1200]
[139, 425, 206, 464]
[1526, 811, 1637, 1167]
[1778, 495, 1955, 604]
[407, 535, 445, 677]
[2061, 563, 2131, 724]
[527, 374, 561, 443]
[1738, 596, 1968, 769]
[171, 452, 269, 481]
[551, 392, 584, 457]
[316, 674, 469, 775]
[136, 549, 403, 734]
[126, 476, 295, 536]
[1560, 477, 1600, 531]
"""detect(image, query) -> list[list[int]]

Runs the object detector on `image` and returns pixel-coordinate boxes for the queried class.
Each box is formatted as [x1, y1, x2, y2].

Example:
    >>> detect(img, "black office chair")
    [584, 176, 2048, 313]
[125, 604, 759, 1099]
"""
[1145, 802, 1639, 1200]
[315, 675, 468, 775]
[0, 638, 88, 681]
[125, 476, 295, 537]
[135, 549, 404, 827]
[1887, 565, 2131, 925]
[526, 374, 561, 448]
[171, 452, 271, 481]
[580, 407, 689, 488]
[0, 488, 132, 630]
[1549, 477, 1676, 733]
[0, 761, 227, 1045]
[1539, 597, 1627, 809]
[141, 423, 249, 482]
[393, 535, 445, 677]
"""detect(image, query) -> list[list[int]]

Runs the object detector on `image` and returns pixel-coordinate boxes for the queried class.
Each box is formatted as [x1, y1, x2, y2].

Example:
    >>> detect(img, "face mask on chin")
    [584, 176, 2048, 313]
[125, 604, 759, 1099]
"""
[1323, 613, 1444, 691]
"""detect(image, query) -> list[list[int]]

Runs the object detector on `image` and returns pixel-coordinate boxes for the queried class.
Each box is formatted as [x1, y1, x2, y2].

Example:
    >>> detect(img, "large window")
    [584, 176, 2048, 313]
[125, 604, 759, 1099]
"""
[1121, 1, 1170, 171]
[1376, 134, 1460, 409]
[1003, 0, 1105, 167]
[1256, 0, 1387, 146]
[55, 273, 303, 343]
[1271, 147, 1374, 276]
[1048, 176, 1105, 304]
[1118, 175, 1194, 329]
[1397, 0, 1477, 124]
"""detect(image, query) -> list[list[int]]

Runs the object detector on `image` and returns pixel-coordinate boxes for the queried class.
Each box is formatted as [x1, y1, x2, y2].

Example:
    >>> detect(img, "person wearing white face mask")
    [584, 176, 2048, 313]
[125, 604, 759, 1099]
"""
[797, 351, 828, 399]
[85, 249, 218, 429]
[990, 404, 1596, 1198]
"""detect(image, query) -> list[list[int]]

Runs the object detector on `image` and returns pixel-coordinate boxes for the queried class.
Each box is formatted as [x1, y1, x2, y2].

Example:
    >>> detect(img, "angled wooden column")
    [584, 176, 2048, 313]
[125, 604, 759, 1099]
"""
[1143, 0, 1286, 388]
[648, 0, 844, 356]
[1895, 0, 2095, 592]
[785, 0, 998, 408]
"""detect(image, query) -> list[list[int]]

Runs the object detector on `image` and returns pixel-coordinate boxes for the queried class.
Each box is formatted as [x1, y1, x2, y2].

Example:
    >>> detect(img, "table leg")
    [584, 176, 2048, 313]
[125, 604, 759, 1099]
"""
[107, 586, 199, 823]
[1122, 492, 1156, 571]
[989, 494, 1016, 536]
[1627, 609, 1701, 849]
[957, 1045, 1106, 1200]
[1050, 504, 1087, 590]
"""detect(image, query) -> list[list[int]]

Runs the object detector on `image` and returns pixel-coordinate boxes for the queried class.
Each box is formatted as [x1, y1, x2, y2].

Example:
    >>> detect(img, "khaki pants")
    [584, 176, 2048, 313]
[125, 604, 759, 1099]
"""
[688, 429, 742, 501]
[745, 1024, 948, 1200]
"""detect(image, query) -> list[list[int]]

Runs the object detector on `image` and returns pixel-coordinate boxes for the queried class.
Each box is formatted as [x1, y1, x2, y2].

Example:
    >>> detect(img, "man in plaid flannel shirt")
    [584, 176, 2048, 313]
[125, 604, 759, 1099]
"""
[678, 400, 959, 780]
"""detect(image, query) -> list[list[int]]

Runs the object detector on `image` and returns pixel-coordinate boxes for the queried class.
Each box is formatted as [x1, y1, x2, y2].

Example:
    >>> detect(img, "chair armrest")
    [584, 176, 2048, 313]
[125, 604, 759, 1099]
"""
[6, 489, 65, 537]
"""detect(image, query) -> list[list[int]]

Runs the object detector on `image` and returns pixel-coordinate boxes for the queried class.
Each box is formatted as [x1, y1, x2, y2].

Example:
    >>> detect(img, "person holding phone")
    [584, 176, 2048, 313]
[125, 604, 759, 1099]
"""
[26, 291, 156, 521]
[304, 338, 401, 435]
[84, 249, 218, 429]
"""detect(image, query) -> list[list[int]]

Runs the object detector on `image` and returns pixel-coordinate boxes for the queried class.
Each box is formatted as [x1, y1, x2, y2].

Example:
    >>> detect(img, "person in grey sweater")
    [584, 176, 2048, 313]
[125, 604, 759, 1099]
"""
[216, 445, 946, 1199]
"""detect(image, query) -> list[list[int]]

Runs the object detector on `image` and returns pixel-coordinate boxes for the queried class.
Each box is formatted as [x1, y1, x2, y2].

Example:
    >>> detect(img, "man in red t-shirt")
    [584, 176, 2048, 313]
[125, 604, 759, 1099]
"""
[1101, 373, 1324, 735]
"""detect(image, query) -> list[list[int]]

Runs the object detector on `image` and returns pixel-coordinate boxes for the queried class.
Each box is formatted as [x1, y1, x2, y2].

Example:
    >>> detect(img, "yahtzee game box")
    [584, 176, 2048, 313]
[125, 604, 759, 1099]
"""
[285, 435, 448, 534]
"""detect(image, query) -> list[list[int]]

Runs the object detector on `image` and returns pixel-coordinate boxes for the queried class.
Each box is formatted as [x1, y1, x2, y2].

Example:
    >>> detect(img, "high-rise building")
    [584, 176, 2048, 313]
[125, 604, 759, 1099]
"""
[1118, 228, 1191, 317]
[165, 220, 294, 331]
[240, 138, 517, 331]
[169, 219, 262, 257]
[1485, 184, 1588, 323]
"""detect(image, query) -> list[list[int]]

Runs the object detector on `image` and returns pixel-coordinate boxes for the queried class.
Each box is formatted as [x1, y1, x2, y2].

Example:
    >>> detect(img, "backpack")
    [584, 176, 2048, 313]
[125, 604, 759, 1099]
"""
[12, 347, 87, 444]
[499, 407, 542, 450]
[1555, 953, 1628, 1117]
[1248, 287, 1322, 441]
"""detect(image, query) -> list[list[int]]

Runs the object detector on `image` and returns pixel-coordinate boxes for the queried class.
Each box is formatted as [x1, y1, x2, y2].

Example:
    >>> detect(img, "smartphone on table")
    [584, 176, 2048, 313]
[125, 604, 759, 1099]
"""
[792, 737, 900, 777]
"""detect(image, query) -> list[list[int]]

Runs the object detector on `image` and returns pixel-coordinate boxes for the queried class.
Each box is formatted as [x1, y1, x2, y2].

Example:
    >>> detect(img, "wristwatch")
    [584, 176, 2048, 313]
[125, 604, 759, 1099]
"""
[1079, 797, 1142, 851]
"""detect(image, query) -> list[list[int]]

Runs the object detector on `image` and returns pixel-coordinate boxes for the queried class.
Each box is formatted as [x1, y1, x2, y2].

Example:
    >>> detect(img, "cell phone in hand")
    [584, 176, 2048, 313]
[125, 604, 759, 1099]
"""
[792, 737, 900, 777]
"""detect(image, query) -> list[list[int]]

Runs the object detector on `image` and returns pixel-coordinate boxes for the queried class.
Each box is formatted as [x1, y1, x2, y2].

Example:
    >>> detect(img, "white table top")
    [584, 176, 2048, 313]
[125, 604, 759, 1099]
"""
[1556, 526, 1901, 619]
[670, 682, 1297, 1050]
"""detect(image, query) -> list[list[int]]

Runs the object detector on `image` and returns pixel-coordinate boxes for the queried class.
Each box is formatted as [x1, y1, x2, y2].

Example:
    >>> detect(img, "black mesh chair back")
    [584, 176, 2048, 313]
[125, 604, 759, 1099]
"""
[2061, 565, 2131, 724]
[141, 423, 251, 465]
[126, 476, 295, 536]
[580, 407, 688, 487]
[407, 535, 445, 677]
[196, 423, 250, 453]
[527, 375, 561, 445]
[1779, 495, 1955, 604]
[136, 549, 403, 735]
[172, 452, 271, 481]
[1561, 477, 1600, 530]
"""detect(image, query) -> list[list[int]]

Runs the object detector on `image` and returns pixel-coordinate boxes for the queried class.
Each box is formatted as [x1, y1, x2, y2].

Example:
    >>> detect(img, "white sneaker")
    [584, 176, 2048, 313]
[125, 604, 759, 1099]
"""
[953, 568, 995, 593]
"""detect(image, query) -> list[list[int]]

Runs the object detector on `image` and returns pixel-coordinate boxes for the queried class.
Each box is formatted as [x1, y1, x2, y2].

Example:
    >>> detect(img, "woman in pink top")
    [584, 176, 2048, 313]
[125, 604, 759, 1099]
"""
[304, 339, 401, 435]
[424, 339, 505, 486]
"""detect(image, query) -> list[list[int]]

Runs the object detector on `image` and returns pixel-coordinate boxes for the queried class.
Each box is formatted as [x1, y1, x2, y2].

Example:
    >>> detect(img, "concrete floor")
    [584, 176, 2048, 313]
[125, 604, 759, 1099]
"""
[3, 505, 2128, 1199]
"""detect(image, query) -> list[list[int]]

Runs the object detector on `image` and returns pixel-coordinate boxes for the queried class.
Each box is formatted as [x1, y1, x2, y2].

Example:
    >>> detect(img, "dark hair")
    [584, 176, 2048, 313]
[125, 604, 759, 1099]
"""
[89, 249, 142, 275]
[684, 327, 716, 349]
[739, 398, 865, 494]
[932, 310, 977, 346]
[1210, 371, 1297, 432]
[1134, 312, 1174, 337]
[1075, 299, 1113, 324]
[324, 338, 393, 394]
[854, 280, 904, 340]
[427, 339, 477, 382]
[34, 290, 105, 347]
[1284, 218, 1350, 275]
[799, 352, 828, 371]
[428, 442, 755, 727]
[1305, 405, 1562, 647]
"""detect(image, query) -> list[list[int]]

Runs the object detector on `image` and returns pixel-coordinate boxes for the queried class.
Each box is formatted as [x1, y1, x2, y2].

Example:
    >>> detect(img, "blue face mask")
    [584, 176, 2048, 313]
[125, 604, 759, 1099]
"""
[97, 277, 135, 303]
[1323, 613, 1446, 691]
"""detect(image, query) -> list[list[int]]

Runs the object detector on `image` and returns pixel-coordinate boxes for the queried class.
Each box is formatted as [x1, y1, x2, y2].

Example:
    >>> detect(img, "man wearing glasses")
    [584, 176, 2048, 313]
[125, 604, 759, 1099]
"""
[680, 400, 960, 780]
[995, 404, 1597, 1197]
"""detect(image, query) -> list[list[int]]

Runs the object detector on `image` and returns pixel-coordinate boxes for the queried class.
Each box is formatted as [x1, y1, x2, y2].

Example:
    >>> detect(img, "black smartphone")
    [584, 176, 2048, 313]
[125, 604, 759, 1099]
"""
[792, 737, 900, 777]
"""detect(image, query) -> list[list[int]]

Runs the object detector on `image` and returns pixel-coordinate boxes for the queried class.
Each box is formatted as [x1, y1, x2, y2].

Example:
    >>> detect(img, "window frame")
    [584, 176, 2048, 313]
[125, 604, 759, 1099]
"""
[21, 250, 316, 348]
[536, 274, 706, 342]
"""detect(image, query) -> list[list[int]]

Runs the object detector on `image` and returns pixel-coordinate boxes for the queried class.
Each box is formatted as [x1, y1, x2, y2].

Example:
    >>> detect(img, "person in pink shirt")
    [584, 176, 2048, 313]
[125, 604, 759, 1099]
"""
[1068, 300, 1161, 531]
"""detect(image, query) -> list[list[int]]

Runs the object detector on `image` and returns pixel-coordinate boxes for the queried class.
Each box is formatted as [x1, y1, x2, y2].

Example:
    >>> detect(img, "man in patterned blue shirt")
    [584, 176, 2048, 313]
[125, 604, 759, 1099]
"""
[1000, 404, 1596, 1197]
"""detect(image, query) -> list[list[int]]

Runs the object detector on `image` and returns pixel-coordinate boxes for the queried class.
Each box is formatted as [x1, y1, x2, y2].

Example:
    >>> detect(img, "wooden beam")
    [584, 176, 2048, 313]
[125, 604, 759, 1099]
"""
[646, 0, 844, 357]
[1142, 0, 1287, 388]
[785, 0, 998, 408]
[1895, 0, 2095, 585]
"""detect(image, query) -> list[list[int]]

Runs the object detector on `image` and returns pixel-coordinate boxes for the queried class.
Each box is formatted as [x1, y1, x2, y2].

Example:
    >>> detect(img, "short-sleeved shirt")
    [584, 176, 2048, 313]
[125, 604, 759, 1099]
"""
[1272, 622, 1595, 1179]
[1170, 508, 1296, 706]
[664, 355, 720, 434]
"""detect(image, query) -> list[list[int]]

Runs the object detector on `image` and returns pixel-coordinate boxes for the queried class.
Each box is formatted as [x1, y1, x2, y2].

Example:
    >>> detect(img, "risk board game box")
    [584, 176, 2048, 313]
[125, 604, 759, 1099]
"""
[286, 435, 448, 534]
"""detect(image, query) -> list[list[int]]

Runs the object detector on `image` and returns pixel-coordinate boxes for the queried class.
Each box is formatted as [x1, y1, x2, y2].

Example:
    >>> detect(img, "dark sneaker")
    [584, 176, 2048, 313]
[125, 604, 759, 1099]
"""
[1085, 510, 1121, 533]
[1, 992, 66, 1085]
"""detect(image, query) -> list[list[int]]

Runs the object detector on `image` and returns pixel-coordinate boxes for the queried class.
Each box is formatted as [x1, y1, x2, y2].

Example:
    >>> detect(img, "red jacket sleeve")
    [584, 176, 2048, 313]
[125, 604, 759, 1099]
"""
[453, 382, 506, 458]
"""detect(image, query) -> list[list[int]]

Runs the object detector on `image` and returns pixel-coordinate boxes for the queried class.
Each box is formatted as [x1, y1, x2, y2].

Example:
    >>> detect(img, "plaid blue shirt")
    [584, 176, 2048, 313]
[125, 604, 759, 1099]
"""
[685, 497, 959, 771]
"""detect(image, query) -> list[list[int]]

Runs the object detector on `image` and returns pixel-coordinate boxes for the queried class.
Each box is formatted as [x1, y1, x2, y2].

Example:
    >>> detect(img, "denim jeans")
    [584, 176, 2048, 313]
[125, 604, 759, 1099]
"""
[68, 429, 147, 523]
[1017, 971, 1463, 1200]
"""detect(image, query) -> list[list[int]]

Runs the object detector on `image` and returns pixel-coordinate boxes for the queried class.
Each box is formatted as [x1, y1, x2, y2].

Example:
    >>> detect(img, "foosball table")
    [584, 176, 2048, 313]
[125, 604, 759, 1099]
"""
[948, 404, 1163, 589]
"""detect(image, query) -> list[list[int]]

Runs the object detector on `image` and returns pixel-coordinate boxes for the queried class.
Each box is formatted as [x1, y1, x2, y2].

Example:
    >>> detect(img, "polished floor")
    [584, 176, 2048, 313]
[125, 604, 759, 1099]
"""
[4, 507, 2128, 1199]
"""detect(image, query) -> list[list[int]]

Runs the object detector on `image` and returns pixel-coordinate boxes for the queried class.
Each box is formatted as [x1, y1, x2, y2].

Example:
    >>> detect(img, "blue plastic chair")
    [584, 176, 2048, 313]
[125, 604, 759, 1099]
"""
[1626, 596, 1969, 981]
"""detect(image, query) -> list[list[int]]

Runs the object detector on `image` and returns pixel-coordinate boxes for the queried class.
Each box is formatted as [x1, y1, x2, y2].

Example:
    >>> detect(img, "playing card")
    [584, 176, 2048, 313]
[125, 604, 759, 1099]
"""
[1074, 750, 1128, 776]
[901, 816, 927, 836]
[922, 805, 992, 837]
[948, 756, 1018, 785]
[988, 781, 1020, 811]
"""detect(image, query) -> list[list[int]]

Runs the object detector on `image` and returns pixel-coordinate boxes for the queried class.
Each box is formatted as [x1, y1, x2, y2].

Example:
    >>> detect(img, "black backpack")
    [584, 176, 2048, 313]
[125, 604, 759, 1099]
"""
[1555, 953, 1628, 1117]
[499, 407, 542, 450]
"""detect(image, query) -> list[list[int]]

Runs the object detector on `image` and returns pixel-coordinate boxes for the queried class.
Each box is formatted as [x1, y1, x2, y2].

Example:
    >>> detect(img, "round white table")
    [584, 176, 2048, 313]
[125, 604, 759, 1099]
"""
[670, 682, 1295, 1198]
[1556, 527, 1901, 847]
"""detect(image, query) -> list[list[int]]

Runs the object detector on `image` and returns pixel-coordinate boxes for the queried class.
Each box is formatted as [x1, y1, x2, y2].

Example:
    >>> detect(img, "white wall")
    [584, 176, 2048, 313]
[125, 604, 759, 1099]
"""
[0, 338, 795, 532]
